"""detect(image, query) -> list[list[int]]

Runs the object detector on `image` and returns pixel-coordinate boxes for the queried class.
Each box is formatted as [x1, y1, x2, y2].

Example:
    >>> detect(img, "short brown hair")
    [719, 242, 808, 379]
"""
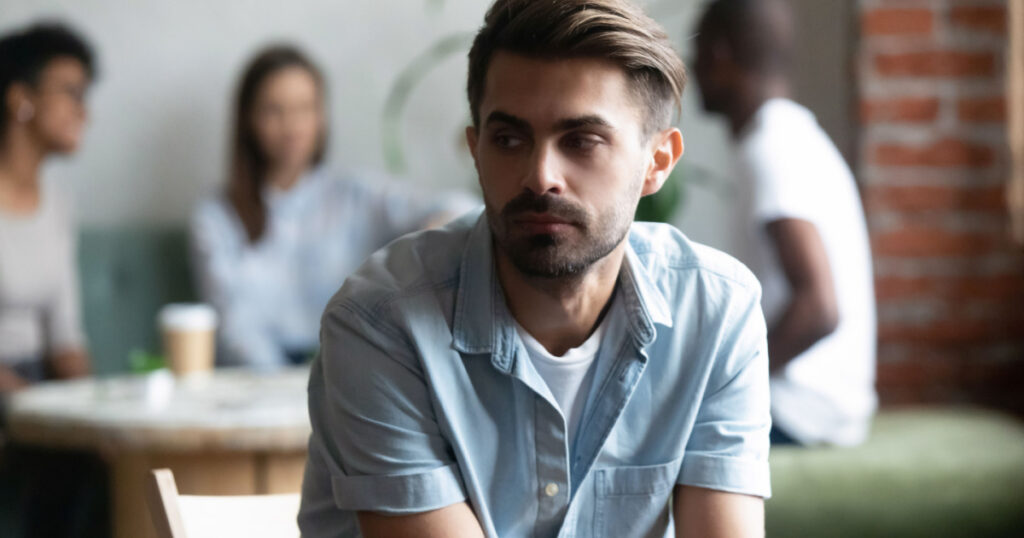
[467, 0, 686, 137]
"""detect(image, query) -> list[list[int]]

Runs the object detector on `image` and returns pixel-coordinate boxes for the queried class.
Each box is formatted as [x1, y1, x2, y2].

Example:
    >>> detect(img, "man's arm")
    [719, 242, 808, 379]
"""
[49, 347, 90, 379]
[675, 279, 770, 530]
[0, 348, 87, 393]
[673, 485, 764, 538]
[0, 364, 29, 392]
[357, 504, 485, 538]
[299, 302, 483, 536]
[764, 218, 839, 373]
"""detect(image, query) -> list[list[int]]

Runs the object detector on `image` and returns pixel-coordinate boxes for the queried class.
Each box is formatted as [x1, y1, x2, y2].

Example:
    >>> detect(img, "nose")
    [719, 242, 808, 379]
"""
[521, 142, 566, 196]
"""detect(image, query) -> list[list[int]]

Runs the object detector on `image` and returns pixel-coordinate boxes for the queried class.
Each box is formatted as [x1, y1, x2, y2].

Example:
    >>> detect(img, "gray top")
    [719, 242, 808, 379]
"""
[0, 180, 85, 364]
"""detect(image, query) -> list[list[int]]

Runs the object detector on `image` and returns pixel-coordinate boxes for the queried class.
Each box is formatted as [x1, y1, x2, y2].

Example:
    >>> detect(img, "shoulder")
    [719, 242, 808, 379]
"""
[314, 166, 397, 199]
[629, 221, 761, 298]
[740, 100, 850, 193]
[191, 193, 233, 227]
[742, 99, 813, 150]
[34, 180, 76, 244]
[323, 209, 480, 320]
[41, 178, 74, 221]
[189, 192, 246, 245]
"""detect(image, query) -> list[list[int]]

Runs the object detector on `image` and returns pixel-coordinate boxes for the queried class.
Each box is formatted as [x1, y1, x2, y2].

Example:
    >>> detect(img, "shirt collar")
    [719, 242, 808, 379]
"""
[262, 165, 327, 209]
[620, 242, 674, 342]
[452, 215, 673, 365]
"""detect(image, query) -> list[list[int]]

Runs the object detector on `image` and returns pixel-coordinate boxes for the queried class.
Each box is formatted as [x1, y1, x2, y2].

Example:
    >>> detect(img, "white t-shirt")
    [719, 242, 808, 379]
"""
[514, 303, 612, 445]
[736, 98, 877, 446]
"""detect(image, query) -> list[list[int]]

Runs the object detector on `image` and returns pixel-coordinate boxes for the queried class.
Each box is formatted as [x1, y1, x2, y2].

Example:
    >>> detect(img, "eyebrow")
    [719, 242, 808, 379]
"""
[484, 110, 614, 134]
[485, 111, 532, 135]
[554, 115, 613, 132]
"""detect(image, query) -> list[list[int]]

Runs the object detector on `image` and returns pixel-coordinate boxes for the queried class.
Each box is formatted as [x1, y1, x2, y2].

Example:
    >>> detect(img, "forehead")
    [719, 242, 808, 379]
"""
[256, 67, 319, 102]
[479, 52, 643, 130]
[39, 56, 88, 84]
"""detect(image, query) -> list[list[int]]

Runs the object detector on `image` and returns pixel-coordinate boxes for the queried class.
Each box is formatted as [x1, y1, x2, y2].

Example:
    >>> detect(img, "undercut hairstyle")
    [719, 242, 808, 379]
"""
[226, 45, 327, 243]
[0, 22, 95, 140]
[467, 0, 686, 137]
[698, 0, 794, 76]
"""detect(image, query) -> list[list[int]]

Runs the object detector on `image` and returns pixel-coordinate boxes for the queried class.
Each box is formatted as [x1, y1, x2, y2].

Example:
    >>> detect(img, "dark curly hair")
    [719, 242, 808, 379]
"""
[0, 22, 95, 140]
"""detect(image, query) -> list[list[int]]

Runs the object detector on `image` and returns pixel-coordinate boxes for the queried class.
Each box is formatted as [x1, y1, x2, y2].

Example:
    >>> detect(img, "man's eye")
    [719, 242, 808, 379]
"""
[563, 135, 600, 151]
[494, 134, 524, 149]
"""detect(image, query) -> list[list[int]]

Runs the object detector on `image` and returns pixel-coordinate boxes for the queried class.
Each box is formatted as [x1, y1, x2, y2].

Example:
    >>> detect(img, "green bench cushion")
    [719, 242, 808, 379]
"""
[78, 227, 196, 374]
[768, 407, 1024, 537]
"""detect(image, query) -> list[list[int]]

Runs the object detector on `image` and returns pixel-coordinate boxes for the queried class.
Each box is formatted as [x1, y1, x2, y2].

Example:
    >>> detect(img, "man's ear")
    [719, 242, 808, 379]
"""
[465, 125, 479, 163]
[4, 82, 30, 120]
[641, 127, 684, 197]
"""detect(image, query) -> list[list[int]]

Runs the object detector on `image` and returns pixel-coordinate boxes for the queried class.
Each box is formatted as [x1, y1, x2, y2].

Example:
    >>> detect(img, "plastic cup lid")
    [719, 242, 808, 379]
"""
[158, 303, 218, 330]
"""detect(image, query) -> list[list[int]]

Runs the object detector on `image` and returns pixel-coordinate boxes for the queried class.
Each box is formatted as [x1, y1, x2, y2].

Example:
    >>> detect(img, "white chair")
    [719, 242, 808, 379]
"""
[146, 468, 301, 538]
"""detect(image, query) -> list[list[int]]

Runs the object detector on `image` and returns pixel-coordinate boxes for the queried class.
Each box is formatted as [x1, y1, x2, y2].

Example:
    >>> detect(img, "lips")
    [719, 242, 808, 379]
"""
[515, 213, 572, 226]
[512, 212, 576, 234]
[499, 193, 587, 234]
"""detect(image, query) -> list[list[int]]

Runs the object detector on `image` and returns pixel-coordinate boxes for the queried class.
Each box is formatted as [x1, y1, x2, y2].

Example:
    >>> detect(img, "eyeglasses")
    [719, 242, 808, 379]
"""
[36, 82, 89, 105]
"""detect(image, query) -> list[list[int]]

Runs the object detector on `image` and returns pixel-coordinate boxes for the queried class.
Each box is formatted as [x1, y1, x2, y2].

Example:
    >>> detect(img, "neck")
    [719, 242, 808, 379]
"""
[0, 127, 45, 212]
[265, 163, 308, 192]
[727, 76, 791, 138]
[497, 241, 625, 356]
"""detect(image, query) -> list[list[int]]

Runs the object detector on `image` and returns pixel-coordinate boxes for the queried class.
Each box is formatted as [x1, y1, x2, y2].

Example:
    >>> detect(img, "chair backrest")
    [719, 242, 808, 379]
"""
[146, 469, 301, 538]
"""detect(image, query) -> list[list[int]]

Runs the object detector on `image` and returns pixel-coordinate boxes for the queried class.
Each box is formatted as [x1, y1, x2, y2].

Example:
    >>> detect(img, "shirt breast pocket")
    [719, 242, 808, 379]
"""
[592, 457, 681, 538]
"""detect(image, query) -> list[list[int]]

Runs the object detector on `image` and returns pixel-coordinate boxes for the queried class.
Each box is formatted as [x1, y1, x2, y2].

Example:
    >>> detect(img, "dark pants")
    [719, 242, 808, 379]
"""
[0, 359, 46, 433]
[770, 424, 801, 446]
[2, 445, 110, 538]
[285, 347, 317, 366]
[1, 359, 110, 538]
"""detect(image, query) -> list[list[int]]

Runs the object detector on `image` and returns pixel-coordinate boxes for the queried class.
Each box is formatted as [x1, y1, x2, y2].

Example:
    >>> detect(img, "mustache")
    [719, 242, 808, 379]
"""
[500, 192, 588, 225]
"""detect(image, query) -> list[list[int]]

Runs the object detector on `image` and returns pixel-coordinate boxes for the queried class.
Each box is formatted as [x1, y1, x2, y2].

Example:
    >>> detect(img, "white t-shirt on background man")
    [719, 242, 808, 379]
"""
[736, 98, 877, 446]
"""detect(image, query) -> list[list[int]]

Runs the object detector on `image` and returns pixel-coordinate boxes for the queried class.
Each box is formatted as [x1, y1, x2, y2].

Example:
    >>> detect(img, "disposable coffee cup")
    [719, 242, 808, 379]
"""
[158, 303, 218, 376]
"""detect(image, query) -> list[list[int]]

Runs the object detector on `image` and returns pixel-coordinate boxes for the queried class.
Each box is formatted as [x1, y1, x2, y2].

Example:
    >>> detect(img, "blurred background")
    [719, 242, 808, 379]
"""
[1, 0, 1022, 536]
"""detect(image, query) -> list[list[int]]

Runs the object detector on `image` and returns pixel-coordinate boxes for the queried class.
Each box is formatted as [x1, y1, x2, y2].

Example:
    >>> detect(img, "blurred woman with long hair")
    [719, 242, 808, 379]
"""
[191, 45, 474, 368]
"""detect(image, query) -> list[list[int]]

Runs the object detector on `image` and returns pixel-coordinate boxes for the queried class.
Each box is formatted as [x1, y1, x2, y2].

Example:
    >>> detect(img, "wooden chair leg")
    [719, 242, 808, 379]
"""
[146, 468, 187, 538]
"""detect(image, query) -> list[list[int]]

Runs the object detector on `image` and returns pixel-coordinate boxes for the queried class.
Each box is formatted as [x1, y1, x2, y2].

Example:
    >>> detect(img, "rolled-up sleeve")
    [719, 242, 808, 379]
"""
[299, 299, 466, 532]
[678, 287, 772, 499]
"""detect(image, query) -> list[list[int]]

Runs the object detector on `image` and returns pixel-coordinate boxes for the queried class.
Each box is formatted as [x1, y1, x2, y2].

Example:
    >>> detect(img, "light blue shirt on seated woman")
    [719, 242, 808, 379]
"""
[298, 211, 772, 537]
[189, 166, 479, 368]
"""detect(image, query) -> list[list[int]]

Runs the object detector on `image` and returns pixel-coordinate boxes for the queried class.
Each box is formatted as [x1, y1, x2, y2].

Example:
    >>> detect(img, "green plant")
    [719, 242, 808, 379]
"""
[635, 165, 684, 223]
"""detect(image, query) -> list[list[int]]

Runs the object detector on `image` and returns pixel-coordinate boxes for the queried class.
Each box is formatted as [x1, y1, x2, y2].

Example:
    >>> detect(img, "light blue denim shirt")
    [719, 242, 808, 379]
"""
[299, 211, 771, 537]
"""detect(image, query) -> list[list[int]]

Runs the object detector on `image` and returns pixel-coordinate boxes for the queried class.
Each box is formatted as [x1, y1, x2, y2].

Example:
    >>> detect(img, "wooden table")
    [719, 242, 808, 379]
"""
[5, 367, 311, 538]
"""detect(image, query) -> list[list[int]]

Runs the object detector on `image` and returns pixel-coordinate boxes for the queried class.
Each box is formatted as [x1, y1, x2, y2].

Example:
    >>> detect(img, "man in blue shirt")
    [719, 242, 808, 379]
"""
[299, 0, 771, 536]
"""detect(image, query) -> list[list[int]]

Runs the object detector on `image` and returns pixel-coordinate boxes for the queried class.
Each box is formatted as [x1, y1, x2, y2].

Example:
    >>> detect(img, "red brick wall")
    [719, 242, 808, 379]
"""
[858, 0, 1024, 414]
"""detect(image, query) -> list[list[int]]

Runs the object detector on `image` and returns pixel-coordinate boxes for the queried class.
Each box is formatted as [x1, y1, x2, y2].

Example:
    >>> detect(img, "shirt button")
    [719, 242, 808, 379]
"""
[544, 483, 559, 497]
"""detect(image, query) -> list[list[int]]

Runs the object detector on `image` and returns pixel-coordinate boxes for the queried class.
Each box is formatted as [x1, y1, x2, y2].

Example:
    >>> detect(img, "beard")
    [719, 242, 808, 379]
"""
[486, 189, 636, 279]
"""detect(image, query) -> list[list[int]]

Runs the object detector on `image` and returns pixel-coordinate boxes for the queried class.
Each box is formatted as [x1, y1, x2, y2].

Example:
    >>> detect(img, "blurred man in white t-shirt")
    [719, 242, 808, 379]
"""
[693, 0, 877, 446]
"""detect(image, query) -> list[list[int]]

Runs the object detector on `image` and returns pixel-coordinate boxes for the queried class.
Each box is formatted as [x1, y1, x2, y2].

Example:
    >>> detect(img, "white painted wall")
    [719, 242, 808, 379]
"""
[2, 0, 852, 258]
